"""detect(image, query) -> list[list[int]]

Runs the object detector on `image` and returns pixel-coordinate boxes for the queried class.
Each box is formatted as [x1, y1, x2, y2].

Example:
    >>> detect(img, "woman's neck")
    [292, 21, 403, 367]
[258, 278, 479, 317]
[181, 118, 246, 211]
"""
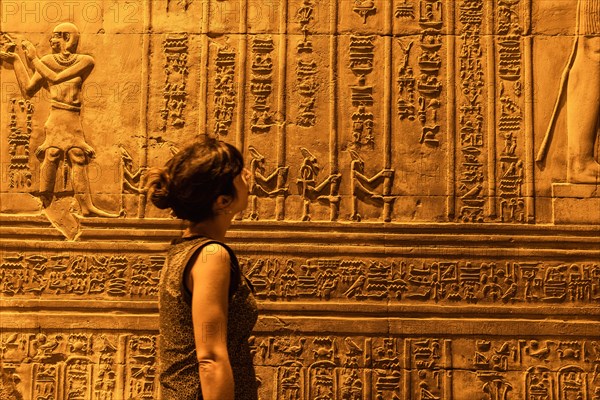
[184, 215, 232, 242]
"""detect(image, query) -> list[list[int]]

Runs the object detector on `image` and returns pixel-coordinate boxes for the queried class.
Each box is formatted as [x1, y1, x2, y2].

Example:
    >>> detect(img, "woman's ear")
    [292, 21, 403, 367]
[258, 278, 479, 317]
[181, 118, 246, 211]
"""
[213, 194, 233, 214]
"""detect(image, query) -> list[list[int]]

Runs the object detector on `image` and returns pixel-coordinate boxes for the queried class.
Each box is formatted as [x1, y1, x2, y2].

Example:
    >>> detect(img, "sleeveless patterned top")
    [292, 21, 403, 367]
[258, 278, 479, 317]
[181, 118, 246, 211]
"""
[159, 237, 259, 400]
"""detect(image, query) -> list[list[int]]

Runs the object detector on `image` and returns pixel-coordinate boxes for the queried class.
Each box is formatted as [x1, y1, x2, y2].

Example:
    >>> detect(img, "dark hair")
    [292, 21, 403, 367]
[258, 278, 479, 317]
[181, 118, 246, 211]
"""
[147, 137, 244, 222]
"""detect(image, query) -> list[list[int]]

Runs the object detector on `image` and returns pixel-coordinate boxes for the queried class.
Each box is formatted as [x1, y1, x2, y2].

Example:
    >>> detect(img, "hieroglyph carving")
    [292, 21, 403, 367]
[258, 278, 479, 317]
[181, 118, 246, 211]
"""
[161, 33, 189, 129]
[475, 339, 600, 399]
[241, 257, 600, 304]
[250, 36, 276, 134]
[247, 146, 289, 220]
[3, 332, 599, 399]
[0, 333, 157, 400]
[118, 146, 146, 209]
[253, 336, 397, 398]
[406, 338, 451, 399]
[496, 0, 526, 223]
[7, 99, 34, 190]
[0, 253, 164, 298]
[297, 148, 341, 221]
[474, 340, 514, 400]
[307, 337, 337, 399]
[349, 150, 396, 222]
[213, 44, 237, 137]
[295, 0, 319, 128]
[416, 0, 444, 145]
[0, 362, 23, 400]
[0, 23, 121, 219]
[396, 39, 417, 121]
[353, 0, 377, 24]
[348, 35, 376, 149]
[457, 0, 486, 223]
[396, 1, 444, 145]
[396, 0, 417, 19]
[345, 32, 397, 222]
[127, 336, 158, 399]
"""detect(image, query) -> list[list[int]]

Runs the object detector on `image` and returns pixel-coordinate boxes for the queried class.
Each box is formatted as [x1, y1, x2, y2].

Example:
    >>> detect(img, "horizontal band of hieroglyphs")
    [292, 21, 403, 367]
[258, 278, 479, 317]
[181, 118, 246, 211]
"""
[1, 252, 599, 304]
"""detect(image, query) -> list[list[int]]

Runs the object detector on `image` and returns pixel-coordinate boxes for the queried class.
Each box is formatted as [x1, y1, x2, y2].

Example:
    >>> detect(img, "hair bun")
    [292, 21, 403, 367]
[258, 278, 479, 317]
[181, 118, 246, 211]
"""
[146, 168, 172, 210]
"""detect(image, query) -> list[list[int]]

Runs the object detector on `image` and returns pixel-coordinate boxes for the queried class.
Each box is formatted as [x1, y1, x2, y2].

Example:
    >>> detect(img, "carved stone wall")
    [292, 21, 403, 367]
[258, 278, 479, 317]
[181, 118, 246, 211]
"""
[0, 1, 598, 399]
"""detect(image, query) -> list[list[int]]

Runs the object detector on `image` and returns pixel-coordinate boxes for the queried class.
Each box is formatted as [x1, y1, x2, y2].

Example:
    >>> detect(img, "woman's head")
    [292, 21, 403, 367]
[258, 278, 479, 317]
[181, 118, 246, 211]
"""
[147, 137, 247, 222]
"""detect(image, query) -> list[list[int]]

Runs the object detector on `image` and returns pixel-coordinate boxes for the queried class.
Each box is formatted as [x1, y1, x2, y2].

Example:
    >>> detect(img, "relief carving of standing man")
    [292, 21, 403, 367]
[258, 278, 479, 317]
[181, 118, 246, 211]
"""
[0, 23, 120, 217]
[538, 0, 600, 183]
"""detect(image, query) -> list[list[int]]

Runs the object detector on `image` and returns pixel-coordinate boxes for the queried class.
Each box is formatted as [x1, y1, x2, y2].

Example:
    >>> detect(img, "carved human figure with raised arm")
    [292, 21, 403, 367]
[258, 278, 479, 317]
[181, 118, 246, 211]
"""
[0, 23, 120, 216]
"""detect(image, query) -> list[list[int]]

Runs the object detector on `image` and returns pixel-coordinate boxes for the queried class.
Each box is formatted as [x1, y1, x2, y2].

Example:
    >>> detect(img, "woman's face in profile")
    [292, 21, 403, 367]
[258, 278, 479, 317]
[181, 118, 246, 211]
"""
[231, 168, 250, 213]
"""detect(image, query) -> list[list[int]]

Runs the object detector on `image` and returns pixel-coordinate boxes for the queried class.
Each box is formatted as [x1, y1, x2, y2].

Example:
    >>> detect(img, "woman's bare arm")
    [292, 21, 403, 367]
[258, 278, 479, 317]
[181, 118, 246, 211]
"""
[189, 244, 234, 400]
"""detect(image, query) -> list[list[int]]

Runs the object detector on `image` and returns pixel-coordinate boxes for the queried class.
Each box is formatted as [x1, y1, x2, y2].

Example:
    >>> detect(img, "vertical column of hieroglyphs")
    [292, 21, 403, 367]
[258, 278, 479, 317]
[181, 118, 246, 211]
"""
[250, 37, 275, 134]
[242, 0, 292, 222]
[206, 0, 239, 140]
[291, 0, 341, 222]
[347, 32, 396, 222]
[343, 0, 400, 223]
[6, 99, 34, 190]
[348, 35, 376, 151]
[144, 0, 204, 220]
[295, 0, 322, 223]
[161, 34, 189, 130]
[392, 0, 449, 222]
[124, 335, 158, 399]
[415, 0, 444, 146]
[295, 1, 317, 129]
[395, 2, 417, 124]
[246, 35, 286, 220]
[456, 0, 486, 222]
[472, 339, 515, 398]
[347, 5, 377, 188]
[404, 338, 452, 399]
[494, 0, 527, 223]
[213, 44, 237, 137]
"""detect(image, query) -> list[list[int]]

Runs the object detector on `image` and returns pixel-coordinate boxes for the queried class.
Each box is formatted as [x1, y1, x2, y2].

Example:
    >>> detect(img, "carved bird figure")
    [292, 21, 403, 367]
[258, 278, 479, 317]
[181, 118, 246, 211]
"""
[343, 275, 366, 298]
[344, 337, 363, 356]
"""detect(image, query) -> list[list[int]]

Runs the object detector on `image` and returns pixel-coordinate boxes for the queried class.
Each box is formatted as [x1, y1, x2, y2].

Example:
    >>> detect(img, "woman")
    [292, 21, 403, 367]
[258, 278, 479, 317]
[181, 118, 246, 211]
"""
[148, 137, 258, 400]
